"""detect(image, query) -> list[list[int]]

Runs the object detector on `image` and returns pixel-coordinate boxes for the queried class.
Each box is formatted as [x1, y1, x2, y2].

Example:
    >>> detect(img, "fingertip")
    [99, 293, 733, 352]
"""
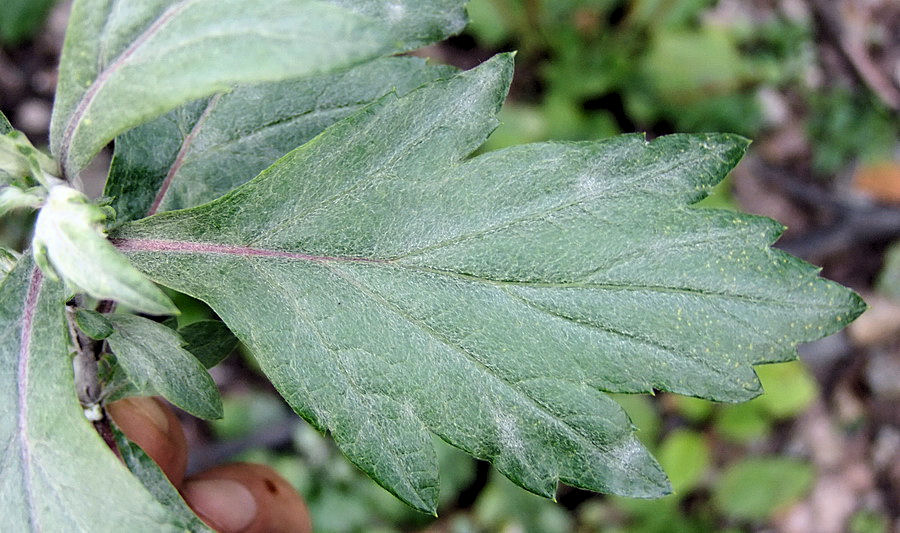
[185, 463, 311, 533]
[107, 396, 188, 487]
[182, 478, 257, 533]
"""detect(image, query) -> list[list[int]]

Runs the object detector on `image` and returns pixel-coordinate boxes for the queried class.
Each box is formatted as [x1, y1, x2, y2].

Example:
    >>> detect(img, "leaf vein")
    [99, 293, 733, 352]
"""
[325, 262, 629, 466]
[59, 0, 199, 172]
[148, 92, 222, 215]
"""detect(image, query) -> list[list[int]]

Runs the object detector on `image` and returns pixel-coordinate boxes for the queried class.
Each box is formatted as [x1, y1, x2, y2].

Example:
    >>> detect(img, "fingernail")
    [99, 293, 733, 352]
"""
[120, 396, 169, 432]
[183, 479, 257, 533]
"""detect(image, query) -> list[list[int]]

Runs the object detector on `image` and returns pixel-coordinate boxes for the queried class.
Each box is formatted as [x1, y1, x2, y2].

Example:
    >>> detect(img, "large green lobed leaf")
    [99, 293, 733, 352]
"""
[0, 256, 188, 531]
[112, 55, 864, 513]
[50, 0, 467, 177]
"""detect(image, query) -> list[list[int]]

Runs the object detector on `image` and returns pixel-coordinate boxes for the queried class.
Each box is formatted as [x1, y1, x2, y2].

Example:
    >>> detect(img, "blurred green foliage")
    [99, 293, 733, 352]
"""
[469, 0, 813, 153]
[666, 360, 818, 444]
[473, 472, 572, 533]
[849, 509, 890, 533]
[713, 457, 814, 521]
[469, 0, 898, 196]
[210, 391, 288, 441]
[0, 0, 56, 46]
[807, 88, 899, 176]
[656, 429, 710, 495]
[876, 240, 900, 302]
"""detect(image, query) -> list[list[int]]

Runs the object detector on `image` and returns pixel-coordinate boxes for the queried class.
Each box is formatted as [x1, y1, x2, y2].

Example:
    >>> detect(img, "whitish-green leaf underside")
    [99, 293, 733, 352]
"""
[50, 0, 467, 177]
[0, 256, 189, 531]
[105, 56, 457, 223]
[112, 55, 865, 513]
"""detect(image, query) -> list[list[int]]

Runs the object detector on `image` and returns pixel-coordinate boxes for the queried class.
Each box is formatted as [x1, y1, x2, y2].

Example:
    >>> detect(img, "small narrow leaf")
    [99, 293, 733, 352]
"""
[0, 255, 184, 530]
[106, 313, 223, 420]
[177, 319, 238, 368]
[113, 55, 863, 511]
[74, 308, 115, 340]
[0, 110, 12, 134]
[113, 427, 214, 532]
[102, 319, 236, 401]
[32, 185, 178, 315]
[0, 247, 19, 278]
[0, 185, 44, 215]
[0, 131, 59, 187]
[106, 56, 456, 223]
[51, 0, 467, 176]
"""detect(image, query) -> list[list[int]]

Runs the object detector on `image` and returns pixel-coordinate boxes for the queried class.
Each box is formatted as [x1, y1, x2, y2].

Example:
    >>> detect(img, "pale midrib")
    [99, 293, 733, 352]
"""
[111, 238, 386, 264]
[58, 0, 195, 173]
[111, 237, 843, 310]
[17, 267, 43, 531]
[147, 93, 222, 216]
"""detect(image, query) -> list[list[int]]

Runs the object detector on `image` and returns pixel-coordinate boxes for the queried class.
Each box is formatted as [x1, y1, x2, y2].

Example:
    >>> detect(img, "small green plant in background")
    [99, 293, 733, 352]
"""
[807, 87, 899, 176]
[467, 0, 813, 152]
[0, 1, 865, 531]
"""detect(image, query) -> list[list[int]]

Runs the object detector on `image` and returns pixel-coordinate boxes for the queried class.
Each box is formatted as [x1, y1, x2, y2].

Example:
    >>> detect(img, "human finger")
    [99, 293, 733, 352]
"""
[182, 462, 312, 533]
[107, 396, 188, 486]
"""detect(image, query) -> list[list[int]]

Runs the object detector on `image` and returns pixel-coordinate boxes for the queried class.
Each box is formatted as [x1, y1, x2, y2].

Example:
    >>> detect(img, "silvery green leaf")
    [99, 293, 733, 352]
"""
[0, 185, 44, 215]
[105, 56, 456, 223]
[106, 313, 222, 420]
[0, 255, 187, 531]
[96, 352, 138, 402]
[113, 55, 863, 513]
[112, 427, 214, 531]
[50, 0, 467, 177]
[98, 319, 235, 402]
[0, 110, 11, 134]
[32, 185, 177, 315]
[0, 247, 19, 278]
[0, 131, 60, 187]
[74, 308, 115, 340]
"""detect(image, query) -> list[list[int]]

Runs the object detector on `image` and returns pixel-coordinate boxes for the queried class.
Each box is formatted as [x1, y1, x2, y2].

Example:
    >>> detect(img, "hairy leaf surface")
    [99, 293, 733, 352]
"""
[106, 313, 222, 419]
[113, 427, 214, 532]
[0, 256, 181, 531]
[113, 55, 864, 512]
[176, 319, 238, 368]
[0, 110, 11, 134]
[50, 0, 467, 176]
[105, 56, 456, 223]
[75, 308, 115, 340]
